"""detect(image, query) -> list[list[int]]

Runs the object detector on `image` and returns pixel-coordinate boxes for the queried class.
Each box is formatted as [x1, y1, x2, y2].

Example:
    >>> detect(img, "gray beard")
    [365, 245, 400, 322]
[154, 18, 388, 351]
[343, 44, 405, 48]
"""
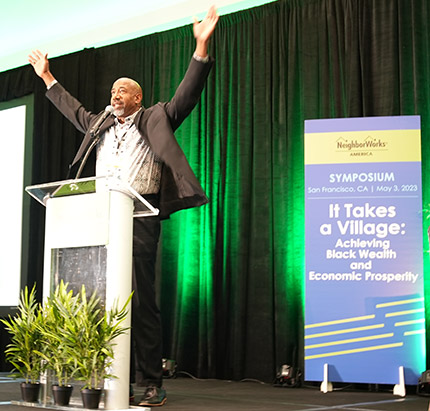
[113, 107, 124, 117]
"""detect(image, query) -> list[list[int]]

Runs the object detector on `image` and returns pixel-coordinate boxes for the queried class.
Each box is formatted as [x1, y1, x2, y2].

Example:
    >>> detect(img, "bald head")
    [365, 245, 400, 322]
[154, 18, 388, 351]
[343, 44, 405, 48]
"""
[113, 77, 142, 95]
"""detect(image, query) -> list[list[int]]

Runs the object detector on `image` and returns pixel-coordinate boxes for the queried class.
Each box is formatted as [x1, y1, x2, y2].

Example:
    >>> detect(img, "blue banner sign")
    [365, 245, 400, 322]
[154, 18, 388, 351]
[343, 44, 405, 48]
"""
[304, 116, 425, 385]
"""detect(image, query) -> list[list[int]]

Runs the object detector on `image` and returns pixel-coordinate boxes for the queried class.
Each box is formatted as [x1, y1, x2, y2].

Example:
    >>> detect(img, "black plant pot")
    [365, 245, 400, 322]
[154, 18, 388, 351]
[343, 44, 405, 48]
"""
[52, 384, 73, 406]
[81, 388, 102, 409]
[20, 382, 40, 402]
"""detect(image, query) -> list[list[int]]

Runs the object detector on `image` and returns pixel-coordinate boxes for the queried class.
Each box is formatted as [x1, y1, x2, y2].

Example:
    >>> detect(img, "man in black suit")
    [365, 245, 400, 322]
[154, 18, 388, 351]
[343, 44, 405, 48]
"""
[29, 5, 218, 407]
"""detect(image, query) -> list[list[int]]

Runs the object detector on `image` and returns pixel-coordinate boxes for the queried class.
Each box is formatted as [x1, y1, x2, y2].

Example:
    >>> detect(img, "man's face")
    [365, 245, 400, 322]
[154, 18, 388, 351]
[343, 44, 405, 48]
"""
[110, 78, 142, 118]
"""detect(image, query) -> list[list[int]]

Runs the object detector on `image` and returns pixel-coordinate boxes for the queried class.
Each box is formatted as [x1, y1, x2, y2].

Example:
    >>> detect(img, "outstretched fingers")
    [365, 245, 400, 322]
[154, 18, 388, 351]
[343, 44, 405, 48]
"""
[28, 49, 46, 66]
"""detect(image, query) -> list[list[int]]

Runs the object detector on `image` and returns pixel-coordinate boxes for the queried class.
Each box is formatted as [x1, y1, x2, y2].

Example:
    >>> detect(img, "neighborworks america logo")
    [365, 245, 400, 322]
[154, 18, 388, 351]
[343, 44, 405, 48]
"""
[336, 136, 388, 157]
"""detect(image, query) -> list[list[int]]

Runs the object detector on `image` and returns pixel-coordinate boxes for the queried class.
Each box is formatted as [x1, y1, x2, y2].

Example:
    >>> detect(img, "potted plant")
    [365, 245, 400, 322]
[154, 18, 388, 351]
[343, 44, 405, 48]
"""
[36, 282, 80, 405]
[68, 285, 132, 409]
[1, 286, 45, 402]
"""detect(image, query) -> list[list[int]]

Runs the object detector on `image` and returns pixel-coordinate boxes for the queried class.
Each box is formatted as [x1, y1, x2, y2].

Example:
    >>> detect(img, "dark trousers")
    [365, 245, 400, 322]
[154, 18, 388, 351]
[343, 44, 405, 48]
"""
[131, 215, 163, 388]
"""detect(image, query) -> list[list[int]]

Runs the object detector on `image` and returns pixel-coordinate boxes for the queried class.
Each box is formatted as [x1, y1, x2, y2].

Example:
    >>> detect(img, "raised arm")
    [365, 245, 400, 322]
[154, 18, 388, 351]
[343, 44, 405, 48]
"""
[28, 50, 56, 87]
[28, 49, 97, 135]
[163, 6, 219, 129]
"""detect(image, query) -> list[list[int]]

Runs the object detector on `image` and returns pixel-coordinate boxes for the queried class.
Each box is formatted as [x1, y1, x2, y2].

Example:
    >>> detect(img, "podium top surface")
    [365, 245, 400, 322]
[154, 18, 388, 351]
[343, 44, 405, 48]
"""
[25, 176, 159, 217]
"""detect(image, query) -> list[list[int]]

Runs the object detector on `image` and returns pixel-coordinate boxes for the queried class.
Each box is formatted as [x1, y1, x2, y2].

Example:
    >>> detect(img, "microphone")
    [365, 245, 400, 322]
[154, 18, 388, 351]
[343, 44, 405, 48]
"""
[89, 105, 114, 137]
[75, 105, 114, 179]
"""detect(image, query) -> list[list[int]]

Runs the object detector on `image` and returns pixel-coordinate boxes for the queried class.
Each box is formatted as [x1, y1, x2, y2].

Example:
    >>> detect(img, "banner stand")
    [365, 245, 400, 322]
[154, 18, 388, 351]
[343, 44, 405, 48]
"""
[320, 363, 333, 393]
[393, 366, 406, 397]
[319, 364, 406, 397]
[305, 116, 425, 389]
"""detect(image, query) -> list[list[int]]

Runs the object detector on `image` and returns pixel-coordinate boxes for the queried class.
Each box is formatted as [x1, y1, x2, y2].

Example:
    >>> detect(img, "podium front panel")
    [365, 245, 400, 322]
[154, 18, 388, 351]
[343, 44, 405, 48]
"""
[51, 246, 107, 304]
[45, 191, 110, 249]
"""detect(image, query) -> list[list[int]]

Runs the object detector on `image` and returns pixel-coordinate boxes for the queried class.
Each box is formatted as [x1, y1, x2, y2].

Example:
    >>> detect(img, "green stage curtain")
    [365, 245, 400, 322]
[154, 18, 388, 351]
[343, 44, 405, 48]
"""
[1, 0, 430, 381]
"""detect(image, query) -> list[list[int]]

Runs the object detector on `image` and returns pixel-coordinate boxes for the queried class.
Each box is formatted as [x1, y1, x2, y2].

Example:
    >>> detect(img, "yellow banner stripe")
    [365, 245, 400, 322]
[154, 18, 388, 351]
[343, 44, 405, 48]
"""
[376, 297, 424, 308]
[404, 329, 425, 336]
[395, 319, 425, 327]
[305, 333, 394, 349]
[305, 324, 384, 339]
[305, 342, 403, 360]
[385, 308, 424, 317]
[305, 129, 421, 164]
[305, 315, 375, 329]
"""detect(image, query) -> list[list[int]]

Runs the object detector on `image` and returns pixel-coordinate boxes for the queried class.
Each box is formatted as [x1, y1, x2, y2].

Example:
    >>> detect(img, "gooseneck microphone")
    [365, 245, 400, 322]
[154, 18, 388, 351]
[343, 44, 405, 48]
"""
[89, 105, 114, 136]
[75, 105, 114, 179]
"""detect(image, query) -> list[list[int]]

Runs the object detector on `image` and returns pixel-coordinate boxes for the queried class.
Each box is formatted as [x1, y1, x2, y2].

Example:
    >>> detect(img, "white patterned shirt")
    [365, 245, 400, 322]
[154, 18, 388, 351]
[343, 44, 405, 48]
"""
[96, 108, 162, 194]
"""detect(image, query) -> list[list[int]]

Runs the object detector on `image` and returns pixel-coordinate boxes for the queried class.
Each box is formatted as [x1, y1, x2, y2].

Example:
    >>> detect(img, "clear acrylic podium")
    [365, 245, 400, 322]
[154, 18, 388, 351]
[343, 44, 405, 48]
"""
[26, 176, 159, 410]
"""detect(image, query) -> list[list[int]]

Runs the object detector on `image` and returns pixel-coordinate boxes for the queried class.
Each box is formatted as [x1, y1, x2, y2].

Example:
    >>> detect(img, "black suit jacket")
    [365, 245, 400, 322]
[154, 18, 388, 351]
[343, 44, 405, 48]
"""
[46, 57, 214, 219]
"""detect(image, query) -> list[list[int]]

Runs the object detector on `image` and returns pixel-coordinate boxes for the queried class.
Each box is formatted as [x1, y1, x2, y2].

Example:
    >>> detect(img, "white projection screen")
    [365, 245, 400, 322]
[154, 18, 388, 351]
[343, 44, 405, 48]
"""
[0, 95, 33, 311]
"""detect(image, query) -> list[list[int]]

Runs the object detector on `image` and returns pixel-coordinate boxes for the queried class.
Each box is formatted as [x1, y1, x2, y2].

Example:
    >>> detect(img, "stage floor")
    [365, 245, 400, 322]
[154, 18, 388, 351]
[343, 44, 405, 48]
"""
[1, 374, 430, 410]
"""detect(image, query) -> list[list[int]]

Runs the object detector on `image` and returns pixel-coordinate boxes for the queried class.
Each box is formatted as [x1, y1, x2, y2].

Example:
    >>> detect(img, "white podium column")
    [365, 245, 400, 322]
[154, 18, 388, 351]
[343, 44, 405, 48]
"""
[104, 190, 133, 410]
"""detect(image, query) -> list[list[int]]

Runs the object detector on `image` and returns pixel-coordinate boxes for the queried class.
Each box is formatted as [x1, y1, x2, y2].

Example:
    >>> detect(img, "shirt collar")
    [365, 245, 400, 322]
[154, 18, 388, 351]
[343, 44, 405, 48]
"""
[115, 107, 142, 126]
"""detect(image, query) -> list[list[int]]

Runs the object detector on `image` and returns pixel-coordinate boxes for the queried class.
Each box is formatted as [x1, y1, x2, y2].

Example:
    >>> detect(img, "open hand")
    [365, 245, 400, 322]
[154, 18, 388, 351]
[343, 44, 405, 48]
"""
[193, 5, 219, 44]
[28, 50, 49, 78]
